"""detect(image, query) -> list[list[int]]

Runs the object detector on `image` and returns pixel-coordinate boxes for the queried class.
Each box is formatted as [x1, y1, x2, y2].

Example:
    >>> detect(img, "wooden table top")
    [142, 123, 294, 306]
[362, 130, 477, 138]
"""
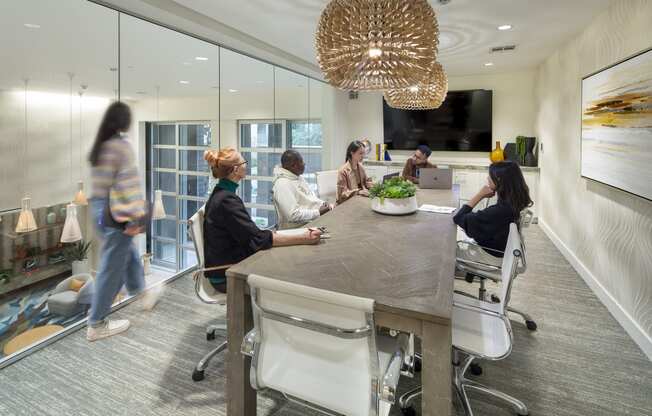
[227, 187, 459, 324]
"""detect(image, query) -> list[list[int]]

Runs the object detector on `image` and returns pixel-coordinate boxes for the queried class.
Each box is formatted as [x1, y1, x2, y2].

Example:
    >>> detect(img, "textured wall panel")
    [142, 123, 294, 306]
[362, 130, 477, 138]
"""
[536, 0, 652, 346]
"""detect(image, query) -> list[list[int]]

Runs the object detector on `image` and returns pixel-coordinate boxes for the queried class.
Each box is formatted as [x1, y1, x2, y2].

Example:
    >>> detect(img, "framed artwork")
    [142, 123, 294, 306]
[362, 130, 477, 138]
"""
[581, 47, 652, 201]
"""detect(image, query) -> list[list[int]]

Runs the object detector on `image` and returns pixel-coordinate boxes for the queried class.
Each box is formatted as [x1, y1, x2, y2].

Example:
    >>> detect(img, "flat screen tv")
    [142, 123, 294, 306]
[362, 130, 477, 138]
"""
[383, 89, 493, 152]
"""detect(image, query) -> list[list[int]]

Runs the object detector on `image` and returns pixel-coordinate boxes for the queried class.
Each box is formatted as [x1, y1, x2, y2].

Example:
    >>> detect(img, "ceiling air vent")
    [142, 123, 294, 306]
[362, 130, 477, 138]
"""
[491, 45, 517, 53]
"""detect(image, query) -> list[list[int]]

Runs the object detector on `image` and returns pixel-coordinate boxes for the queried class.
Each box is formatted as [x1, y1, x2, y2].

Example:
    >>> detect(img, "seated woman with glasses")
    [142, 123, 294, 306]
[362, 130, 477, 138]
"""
[202, 148, 321, 292]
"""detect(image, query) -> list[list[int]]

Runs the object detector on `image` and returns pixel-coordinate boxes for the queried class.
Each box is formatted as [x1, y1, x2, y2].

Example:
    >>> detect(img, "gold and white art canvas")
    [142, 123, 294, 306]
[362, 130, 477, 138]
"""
[581, 48, 652, 201]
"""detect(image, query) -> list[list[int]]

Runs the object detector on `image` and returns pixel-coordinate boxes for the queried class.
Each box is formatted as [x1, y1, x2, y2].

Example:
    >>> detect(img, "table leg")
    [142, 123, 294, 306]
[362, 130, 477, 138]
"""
[226, 275, 256, 416]
[421, 320, 452, 416]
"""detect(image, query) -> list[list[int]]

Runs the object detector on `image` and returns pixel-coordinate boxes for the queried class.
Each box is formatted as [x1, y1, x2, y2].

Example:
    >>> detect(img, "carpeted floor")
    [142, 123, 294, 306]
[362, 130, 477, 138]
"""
[0, 225, 650, 416]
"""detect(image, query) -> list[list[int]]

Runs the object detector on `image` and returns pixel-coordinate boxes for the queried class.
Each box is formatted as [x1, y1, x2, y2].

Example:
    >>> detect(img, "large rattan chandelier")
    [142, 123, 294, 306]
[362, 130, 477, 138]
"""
[315, 0, 439, 91]
[384, 62, 448, 110]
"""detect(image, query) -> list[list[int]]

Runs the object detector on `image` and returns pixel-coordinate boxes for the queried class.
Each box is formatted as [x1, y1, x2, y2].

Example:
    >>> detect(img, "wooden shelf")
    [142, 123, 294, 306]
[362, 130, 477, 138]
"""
[3, 222, 65, 240]
[0, 263, 71, 297]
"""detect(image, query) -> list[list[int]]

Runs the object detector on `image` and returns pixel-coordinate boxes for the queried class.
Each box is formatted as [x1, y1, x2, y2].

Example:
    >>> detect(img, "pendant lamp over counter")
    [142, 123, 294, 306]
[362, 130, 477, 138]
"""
[384, 62, 448, 110]
[315, 0, 439, 90]
[60, 203, 82, 243]
[16, 78, 37, 234]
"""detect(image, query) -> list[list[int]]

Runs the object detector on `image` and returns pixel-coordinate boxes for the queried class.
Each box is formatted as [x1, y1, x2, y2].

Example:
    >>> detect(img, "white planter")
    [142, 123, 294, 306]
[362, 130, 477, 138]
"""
[72, 259, 89, 275]
[371, 196, 418, 215]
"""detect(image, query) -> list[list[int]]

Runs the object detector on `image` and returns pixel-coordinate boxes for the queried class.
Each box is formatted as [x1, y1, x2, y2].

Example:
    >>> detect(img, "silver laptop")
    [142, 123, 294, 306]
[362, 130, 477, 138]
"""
[382, 172, 400, 183]
[418, 168, 453, 189]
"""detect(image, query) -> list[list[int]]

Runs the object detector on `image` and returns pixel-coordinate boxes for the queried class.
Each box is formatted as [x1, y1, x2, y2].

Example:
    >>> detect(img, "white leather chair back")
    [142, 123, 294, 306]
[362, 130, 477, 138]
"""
[188, 205, 222, 303]
[248, 274, 379, 416]
[498, 223, 522, 309]
[315, 170, 338, 204]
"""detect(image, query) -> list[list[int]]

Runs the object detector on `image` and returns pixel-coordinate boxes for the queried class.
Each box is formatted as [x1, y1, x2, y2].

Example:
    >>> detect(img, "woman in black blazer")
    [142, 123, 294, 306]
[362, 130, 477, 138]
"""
[202, 148, 322, 292]
[453, 161, 533, 257]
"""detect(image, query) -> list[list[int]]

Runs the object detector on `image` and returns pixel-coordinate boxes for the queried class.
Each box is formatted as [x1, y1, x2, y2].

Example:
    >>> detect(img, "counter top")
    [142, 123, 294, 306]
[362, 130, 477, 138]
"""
[364, 159, 540, 172]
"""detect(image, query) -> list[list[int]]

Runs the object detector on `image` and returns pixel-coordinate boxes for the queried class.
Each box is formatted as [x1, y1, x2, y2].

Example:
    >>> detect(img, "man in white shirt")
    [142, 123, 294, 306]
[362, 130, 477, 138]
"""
[272, 150, 333, 229]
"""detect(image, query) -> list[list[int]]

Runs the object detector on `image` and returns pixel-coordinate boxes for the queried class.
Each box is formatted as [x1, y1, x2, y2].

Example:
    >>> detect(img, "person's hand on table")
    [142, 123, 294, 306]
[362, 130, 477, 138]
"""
[358, 189, 370, 197]
[319, 201, 332, 215]
[305, 228, 323, 244]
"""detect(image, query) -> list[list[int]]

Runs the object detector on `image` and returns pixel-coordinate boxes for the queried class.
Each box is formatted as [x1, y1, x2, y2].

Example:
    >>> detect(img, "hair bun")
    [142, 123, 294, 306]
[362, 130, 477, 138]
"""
[204, 149, 219, 167]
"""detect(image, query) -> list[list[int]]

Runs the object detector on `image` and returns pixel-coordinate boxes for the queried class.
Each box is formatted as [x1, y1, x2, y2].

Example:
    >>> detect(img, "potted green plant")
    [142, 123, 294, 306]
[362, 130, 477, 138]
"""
[369, 177, 418, 215]
[65, 240, 92, 274]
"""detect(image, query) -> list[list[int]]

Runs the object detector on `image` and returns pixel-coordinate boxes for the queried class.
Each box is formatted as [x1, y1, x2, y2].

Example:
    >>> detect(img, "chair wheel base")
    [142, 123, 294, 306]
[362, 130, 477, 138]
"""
[491, 294, 501, 303]
[526, 320, 537, 331]
[470, 362, 483, 376]
[401, 406, 416, 416]
[206, 331, 216, 341]
[192, 369, 205, 382]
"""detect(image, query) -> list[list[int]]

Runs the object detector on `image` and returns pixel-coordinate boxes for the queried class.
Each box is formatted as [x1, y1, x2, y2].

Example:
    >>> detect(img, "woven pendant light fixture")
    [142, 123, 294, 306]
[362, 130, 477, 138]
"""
[316, 0, 439, 91]
[384, 62, 448, 110]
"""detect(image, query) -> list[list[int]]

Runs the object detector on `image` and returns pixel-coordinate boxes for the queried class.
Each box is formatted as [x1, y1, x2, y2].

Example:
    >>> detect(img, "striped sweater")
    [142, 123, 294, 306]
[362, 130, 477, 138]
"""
[91, 136, 146, 223]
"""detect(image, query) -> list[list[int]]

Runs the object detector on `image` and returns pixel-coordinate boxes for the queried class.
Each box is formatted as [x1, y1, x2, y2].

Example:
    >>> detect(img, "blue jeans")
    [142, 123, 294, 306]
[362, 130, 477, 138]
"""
[89, 198, 145, 326]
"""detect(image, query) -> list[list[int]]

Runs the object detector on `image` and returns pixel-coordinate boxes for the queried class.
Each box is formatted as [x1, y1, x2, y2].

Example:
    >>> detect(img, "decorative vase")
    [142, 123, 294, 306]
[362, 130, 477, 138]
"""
[523, 137, 538, 167]
[72, 259, 89, 275]
[46, 209, 57, 225]
[490, 141, 505, 163]
[371, 196, 418, 215]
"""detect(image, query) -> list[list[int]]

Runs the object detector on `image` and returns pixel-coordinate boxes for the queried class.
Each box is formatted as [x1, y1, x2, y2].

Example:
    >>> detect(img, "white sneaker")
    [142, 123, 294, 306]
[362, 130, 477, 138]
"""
[87, 319, 130, 342]
[142, 284, 165, 311]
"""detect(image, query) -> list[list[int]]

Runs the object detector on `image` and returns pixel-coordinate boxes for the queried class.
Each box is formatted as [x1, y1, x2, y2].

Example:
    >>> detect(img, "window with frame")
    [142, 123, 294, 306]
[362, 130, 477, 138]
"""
[238, 119, 322, 228]
[148, 122, 212, 272]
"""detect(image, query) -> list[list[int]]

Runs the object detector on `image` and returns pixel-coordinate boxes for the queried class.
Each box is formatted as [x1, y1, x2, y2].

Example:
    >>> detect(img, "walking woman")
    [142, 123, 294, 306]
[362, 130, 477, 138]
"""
[87, 102, 158, 341]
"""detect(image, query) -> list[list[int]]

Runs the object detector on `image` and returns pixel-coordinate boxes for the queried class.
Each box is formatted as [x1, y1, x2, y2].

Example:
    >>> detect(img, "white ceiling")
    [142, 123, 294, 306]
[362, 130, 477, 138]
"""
[171, 0, 614, 77]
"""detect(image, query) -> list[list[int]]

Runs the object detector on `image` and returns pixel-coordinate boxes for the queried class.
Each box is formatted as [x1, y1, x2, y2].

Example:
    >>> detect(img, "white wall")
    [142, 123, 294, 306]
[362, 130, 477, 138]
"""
[342, 70, 537, 164]
[535, 0, 652, 358]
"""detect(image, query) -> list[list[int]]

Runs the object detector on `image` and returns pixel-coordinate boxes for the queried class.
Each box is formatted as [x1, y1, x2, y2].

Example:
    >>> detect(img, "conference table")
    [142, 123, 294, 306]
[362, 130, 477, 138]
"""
[226, 187, 459, 416]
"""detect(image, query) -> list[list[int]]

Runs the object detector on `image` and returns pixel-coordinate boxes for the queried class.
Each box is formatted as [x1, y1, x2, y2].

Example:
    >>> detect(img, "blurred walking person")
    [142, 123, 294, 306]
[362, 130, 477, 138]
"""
[87, 101, 160, 341]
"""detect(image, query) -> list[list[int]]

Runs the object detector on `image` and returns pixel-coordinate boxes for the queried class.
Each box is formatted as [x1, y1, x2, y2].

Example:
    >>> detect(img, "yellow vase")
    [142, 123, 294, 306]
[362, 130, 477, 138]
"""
[490, 141, 504, 163]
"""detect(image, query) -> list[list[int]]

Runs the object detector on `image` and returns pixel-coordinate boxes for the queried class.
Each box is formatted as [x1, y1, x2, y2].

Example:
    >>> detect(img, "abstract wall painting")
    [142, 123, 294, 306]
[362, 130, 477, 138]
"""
[581, 48, 652, 201]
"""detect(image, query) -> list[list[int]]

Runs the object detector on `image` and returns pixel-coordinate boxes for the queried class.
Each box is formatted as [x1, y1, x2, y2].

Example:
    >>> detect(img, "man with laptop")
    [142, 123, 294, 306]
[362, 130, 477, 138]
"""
[401, 144, 436, 184]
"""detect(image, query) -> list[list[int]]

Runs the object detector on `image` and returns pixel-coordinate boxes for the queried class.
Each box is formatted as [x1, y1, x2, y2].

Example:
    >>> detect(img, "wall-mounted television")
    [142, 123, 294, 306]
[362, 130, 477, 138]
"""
[383, 89, 493, 152]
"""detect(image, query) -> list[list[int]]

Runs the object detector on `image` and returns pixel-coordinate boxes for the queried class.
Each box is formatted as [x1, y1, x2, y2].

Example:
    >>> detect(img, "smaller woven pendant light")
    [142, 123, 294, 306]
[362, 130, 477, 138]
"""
[316, 0, 439, 91]
[384, 62, 448, 110]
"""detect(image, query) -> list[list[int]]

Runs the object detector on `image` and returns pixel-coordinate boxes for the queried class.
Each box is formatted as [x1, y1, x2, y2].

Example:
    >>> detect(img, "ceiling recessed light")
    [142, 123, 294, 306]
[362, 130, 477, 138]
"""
[228, 89, 238, 93]
[484, 62, 494, 67]
[183, 62, 191, 66]
[136, 91, 147, 95]
[195, 56, 208, 61]
[24, 23, 41, 29]
[255, 80, 264, 84]
[179, 80, 190, 84]
[497, 24, 512, 31]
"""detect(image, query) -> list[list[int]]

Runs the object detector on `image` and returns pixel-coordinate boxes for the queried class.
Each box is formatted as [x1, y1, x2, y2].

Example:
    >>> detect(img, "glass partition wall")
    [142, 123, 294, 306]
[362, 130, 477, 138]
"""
[0, 0, 333, 366]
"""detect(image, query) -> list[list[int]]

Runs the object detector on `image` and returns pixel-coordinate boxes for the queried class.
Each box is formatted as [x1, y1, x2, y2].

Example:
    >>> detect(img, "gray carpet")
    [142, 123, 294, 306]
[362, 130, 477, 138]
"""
[1, 225, 651, 416]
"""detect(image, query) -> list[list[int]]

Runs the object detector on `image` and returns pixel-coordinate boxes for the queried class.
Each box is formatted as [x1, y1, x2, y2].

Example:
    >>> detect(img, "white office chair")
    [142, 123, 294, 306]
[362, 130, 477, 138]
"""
[315, 169, 338, 205]
[187, 206, 228, 382]
[455, 209, 537, 332]
[400, 223, 529, 416]
[241, 274, 407, 416]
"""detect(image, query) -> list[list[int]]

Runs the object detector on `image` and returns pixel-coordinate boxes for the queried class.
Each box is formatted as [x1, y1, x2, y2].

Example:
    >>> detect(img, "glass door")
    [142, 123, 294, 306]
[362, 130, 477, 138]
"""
[149, 122, 212, 271]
